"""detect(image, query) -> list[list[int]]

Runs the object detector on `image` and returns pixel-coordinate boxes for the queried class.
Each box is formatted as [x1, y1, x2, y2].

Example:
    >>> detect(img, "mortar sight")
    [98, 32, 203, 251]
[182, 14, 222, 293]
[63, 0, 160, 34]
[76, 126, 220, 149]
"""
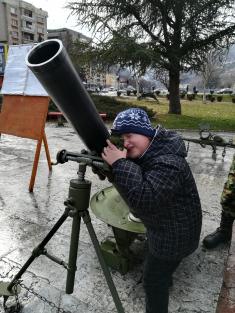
[26, 39, 109, 155]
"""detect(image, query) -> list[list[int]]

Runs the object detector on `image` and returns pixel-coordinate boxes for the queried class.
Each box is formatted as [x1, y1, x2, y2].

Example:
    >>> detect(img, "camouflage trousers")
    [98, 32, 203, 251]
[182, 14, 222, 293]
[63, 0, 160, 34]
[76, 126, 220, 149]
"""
[221, 154, 235, 218]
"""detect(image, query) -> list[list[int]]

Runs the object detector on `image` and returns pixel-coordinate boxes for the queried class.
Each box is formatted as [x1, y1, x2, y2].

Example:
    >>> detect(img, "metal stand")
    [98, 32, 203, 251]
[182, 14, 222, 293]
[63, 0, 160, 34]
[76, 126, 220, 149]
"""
[0, 154, 124, 313]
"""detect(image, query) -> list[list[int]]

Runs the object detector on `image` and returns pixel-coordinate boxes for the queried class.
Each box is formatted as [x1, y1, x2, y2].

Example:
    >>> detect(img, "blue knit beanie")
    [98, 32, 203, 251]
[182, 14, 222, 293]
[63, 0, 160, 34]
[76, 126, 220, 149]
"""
[111, 108, 155, 137]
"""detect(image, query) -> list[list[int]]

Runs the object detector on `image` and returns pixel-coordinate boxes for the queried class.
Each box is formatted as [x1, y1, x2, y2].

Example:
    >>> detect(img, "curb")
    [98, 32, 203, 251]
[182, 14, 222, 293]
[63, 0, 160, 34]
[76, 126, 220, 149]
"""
[216, 223, 235, 312]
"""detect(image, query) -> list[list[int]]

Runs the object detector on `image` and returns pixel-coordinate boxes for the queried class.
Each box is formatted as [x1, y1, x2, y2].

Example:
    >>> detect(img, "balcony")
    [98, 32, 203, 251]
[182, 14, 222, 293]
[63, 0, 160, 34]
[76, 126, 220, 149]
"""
[21, 14, 34, 22]
[21, 26, 35, 33]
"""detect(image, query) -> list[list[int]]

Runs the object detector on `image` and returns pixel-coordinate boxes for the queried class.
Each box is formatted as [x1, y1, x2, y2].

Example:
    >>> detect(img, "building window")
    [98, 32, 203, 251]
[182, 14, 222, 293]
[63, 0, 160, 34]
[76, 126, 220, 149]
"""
[26, 21, 33, 29]
[10, 7, 17, 14]
[22, 32, 34, 41]
[11, 19, 18, 27]
[23, 9, 33, 18]
[37, 16, 44, 24]
[37, 27, 44, 34]
[38, 33, 44, 42]
[11, 31, 18, 38]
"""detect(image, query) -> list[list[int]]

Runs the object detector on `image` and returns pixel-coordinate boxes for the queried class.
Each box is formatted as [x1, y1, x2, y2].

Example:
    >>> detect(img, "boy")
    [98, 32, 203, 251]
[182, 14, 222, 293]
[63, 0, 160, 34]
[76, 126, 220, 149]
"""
[101, 108, 202, 313]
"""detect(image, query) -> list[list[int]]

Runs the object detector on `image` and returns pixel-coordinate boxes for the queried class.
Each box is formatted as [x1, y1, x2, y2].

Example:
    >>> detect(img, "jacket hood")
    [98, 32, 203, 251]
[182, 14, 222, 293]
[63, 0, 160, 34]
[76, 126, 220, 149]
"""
[139, 125, 187, 161]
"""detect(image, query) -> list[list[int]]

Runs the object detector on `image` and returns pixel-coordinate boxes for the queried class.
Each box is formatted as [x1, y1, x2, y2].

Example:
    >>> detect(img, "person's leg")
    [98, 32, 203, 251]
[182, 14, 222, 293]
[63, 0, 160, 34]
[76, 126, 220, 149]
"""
[203, 155, 235, 249]
[143, 251, 181, 313]
[203, 211, 234, 249]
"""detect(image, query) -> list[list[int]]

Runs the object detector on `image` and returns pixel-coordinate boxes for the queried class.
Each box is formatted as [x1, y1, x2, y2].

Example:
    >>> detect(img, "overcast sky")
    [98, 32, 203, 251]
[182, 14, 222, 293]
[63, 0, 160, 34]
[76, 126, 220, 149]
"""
[28, 0, 92, 37]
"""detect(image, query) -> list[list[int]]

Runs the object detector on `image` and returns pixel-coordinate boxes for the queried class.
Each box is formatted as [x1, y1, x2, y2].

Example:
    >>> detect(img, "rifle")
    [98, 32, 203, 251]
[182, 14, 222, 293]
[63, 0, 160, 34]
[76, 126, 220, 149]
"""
[182, 128, 235, 160]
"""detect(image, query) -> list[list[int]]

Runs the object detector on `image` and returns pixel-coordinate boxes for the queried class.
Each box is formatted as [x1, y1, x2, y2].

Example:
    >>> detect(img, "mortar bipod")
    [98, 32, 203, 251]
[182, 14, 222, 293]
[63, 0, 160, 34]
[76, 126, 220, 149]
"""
[0, 153, 124, 313]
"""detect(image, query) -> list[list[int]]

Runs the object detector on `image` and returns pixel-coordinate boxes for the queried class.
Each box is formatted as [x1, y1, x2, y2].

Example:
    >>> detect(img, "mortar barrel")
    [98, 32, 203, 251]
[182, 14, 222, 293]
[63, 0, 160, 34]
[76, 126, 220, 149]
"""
[26, 39, 109, 154]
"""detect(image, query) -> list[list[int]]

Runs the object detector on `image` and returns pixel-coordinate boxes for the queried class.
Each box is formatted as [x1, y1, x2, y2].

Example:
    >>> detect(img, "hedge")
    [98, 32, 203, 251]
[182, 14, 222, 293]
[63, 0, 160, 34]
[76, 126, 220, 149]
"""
[49, 94, 155, 121]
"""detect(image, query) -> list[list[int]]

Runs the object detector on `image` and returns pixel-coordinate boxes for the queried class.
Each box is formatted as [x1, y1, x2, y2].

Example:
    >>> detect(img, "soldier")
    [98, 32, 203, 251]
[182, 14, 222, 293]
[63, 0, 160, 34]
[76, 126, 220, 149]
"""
[203, 154, 235, 248]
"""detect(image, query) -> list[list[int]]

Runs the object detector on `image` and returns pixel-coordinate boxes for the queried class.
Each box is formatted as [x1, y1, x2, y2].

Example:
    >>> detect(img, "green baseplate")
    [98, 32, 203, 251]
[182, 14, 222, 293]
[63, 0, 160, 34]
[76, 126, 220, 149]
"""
[0, 282, 20, 296]
[91, 186, 146, 273]
[90, 186, 146, 234]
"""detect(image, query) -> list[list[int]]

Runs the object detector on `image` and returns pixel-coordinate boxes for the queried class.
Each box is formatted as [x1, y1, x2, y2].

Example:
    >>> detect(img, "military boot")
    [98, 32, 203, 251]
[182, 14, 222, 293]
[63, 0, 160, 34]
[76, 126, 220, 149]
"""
[203, 212, 234, 249]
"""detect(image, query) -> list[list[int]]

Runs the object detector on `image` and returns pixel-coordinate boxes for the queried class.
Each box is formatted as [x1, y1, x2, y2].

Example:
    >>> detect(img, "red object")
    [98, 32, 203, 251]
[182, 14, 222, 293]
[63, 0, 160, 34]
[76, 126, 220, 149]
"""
[99, 113, 107, 120]
[47, 112, 63, 117]
[0, 76, 3, 88]
[47, 111, 107, 121]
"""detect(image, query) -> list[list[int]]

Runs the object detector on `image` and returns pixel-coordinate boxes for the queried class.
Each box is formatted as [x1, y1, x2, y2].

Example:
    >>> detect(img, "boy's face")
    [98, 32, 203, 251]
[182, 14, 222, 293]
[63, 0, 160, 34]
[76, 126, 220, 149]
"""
[121, 133, 151, 158]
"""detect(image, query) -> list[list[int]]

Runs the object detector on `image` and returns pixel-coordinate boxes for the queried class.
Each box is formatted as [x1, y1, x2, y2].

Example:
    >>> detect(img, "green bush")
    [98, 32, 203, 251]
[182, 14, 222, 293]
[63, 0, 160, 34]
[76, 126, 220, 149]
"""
[232, 98, 235, 103]
[48, 95, 155, 121]
[206, 94, 212, 101]
[217, 96, 223, 102]
[91, 94, 155, 120]
[187, 94, 193, 101]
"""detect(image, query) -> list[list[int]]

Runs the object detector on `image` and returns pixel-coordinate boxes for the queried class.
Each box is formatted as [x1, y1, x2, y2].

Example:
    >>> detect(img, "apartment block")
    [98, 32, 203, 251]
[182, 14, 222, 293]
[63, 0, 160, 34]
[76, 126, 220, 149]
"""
[48, 28, 117, 88]
[0, 0, 48, 45]
[47, 28, 91, 50]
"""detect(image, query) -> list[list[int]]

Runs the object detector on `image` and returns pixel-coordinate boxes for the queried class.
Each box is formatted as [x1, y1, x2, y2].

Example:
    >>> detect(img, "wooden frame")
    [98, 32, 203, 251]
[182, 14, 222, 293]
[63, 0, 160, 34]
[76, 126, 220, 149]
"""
[0, 95, 52, 192]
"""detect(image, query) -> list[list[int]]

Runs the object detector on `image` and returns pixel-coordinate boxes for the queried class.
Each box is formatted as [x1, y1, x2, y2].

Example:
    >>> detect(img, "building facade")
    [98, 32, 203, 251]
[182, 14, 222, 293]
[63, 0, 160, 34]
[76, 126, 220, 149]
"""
[48, 28, 117, 89]
[0, 0, 48, 45]
[47, 28, 91, 50]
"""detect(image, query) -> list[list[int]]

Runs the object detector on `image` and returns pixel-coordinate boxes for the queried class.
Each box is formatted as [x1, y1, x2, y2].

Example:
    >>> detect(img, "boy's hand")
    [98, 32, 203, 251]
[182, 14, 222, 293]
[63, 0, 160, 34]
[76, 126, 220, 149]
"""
[102, 139, 127, 166]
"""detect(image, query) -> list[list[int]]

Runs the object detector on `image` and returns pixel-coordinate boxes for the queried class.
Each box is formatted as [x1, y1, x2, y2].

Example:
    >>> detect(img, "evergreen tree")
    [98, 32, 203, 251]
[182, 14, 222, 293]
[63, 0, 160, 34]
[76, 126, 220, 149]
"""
[67, 0, 235, 114]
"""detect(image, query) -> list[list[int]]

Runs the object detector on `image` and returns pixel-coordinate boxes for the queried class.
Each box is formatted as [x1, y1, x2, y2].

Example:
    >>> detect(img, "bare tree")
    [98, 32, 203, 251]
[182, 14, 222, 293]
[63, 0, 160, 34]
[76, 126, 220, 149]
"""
[197, 49, 227, 102]
[155, 68, 169, 91]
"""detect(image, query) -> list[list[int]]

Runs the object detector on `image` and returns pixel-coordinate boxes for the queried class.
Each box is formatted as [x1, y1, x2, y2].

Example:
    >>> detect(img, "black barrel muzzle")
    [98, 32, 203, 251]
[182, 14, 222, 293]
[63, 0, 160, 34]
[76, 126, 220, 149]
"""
[26, 39, 109, 154]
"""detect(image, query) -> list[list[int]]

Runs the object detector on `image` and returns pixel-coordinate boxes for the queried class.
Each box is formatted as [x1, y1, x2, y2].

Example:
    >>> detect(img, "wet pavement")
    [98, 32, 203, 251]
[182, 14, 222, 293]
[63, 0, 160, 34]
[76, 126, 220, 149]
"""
[0, 122, 234, 313]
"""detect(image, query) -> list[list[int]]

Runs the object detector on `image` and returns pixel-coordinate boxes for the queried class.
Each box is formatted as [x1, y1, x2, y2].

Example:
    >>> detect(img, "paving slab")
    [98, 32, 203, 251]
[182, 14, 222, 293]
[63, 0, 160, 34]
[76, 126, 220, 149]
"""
[0, 122, 234, 313]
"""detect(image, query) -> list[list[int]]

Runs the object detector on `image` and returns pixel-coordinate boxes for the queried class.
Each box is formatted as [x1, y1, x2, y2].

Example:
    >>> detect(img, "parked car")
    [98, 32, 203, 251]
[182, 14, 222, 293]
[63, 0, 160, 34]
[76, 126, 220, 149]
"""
[126, 85, 136, 91]
[126, 86, 137, 96]
[100, 87, 109, 93]
[158, 89, 168, 95]
[217, 88, 233, 94]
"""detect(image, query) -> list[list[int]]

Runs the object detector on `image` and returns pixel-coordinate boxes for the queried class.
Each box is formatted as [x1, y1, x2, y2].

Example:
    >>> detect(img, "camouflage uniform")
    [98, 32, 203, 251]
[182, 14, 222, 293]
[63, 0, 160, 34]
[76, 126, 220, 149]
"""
[221, 154, 235, 218]
[203, 152, 235, 249]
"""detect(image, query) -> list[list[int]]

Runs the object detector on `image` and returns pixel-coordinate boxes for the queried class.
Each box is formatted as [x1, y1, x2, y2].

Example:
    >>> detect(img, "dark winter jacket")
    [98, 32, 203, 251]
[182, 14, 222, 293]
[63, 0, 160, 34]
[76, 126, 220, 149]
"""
[112, 126, 202, 261]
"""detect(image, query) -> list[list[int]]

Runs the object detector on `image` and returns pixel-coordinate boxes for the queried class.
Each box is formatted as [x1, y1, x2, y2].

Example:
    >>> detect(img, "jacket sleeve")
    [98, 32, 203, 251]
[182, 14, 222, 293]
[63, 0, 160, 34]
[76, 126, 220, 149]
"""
[111, 157, 183, 215]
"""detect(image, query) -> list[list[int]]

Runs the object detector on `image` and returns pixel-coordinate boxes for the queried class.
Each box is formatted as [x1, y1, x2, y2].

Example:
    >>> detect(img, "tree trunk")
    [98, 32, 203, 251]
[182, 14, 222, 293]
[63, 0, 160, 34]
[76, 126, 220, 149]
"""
[135, 77, 140, 97]
[202, 80, 206, 103]
[168, 69, 181, 114]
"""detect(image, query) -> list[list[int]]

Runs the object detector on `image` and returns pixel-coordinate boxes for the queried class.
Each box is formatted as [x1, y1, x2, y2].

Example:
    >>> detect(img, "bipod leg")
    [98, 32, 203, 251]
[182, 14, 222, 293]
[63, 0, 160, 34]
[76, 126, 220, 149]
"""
[66, 204, 81, 294]
[0, 206, 71, 297]
[82, 210, 125, 313]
